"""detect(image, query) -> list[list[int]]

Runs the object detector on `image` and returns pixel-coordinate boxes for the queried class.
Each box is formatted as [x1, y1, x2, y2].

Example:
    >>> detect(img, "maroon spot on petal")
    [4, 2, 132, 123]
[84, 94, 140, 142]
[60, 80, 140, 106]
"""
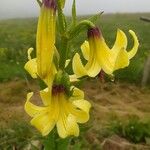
[87, 27, 102, 38]
[52, 84, 65, 95]
[43, 0, 56, 10]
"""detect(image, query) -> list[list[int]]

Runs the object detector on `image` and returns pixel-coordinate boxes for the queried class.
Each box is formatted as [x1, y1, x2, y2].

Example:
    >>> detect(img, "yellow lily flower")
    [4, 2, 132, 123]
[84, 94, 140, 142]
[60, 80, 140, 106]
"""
[24, 48, 56, 87]
[36, 0, 56, 79]
[72, 27, 139, 78]
[24, 48, 77, 85]
[25, 86, 91, 138]
[24, 0, 56, 85]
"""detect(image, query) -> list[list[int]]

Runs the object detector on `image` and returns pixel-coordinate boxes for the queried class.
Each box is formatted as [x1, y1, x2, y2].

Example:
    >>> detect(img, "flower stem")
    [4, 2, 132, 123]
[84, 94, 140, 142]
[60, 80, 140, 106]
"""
[56, 0, 69, 69]
[68, 20, 95, 39]
[72, 0, 77, 27]
[57, 0, 66, 33]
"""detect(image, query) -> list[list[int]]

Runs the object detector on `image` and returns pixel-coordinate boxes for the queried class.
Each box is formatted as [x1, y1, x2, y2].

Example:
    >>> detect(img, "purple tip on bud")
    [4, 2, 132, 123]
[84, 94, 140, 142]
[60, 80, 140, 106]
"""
[87, 27, 101, 38]
[43, 0, 56, 10]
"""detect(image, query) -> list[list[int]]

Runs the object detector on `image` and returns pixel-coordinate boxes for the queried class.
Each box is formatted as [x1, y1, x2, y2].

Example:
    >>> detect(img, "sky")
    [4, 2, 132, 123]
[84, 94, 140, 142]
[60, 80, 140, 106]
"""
[0, 0, 150, 19]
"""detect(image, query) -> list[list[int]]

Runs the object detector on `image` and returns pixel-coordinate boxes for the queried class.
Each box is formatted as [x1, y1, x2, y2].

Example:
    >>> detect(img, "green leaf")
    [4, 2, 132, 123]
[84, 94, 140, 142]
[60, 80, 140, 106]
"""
[56, 137, 70, 150]
[89, 12, 104, 24]
[72, 142, 82, 150]
[72, 0, 77, 27]
[57, 0, 66, 33]
[68, 20, 95, 40]
[43, 130, 56, 150]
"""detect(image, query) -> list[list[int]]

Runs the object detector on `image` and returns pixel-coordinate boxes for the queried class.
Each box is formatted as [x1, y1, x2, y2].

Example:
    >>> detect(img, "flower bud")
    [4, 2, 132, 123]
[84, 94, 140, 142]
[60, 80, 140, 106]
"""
[36, 0, 56, 79]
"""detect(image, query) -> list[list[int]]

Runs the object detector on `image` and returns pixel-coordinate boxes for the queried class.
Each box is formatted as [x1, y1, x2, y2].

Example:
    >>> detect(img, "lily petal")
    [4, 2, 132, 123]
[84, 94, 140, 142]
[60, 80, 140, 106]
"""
[96, 38, 113, 74]
[71, 100, 91, 123]
[81, 41, 90, 60]
[31, 111, 55, 136]
[40, 88, 51, 106]
[43, 63, 57, 87]
[57, 113, 79, 138]
[24, 58, 38, 78]
[72, 53, 87, 77]
[73, 53, 101, 77]
[36, 4, 56, 78]
[128, 30, 139, 59]
[112, 29, 127, 51]
[72, 87, 84, 100]
[66, 114, 79, 137]
[25, 92, 47, 117]
[27, 48, 34, 60]
[113, 48, 129, 71]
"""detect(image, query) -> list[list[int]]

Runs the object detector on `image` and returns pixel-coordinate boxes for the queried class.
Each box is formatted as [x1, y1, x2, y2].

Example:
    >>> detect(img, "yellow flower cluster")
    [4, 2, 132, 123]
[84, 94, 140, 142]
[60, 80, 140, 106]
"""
[24, 0, 91, 138]
[24, 0, 139, 138]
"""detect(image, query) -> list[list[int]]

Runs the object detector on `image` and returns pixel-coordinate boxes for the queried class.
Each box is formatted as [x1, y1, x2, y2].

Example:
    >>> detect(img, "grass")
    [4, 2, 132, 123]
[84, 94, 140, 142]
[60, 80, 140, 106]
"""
[0, 121, 41, 149]
[0, 18, 37, 81]
[108, 116, 150, 144]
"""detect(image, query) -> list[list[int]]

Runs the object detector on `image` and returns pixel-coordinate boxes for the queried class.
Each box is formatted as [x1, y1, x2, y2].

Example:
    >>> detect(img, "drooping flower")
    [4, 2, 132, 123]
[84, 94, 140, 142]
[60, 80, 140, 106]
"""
[25, 85, 91, 138]
[24, 47, 78, 85]
[72, 27, 139, 78]
[37, 0, 56, 79]
[25, 0, 56, 85]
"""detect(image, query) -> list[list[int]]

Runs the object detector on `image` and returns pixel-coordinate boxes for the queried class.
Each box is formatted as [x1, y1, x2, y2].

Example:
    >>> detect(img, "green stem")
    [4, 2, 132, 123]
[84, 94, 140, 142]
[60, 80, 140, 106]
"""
[56, 0, 69, 69]
[59, 36, 68, 69]
[57, 0, 66, 33]
[74, 20, 95, 29]
[72, 0, 77, 27]
[36, 0, 42, 7]
[68, 20, 95, 39]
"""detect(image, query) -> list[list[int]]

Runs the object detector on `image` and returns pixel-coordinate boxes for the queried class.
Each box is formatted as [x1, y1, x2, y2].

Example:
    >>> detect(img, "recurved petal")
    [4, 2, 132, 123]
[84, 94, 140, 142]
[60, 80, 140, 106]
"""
[56, 114, 79, 138]
[25, 92, 47, 117]
[31, 111, 55, 136]
[81, 41, 90, 60]
[127, 30, 139, 59]
[69, 99, 91, 123]
[24, 58, 38, 78]
[111, 29, 127, 51]
[113, 48, 129, 71]
[72, 53, 87, 78]
[72, 87, 84, 99]
[40, 88, 51, 106]
[27, 48, 34, 60]
[73, 99, 91, 113]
